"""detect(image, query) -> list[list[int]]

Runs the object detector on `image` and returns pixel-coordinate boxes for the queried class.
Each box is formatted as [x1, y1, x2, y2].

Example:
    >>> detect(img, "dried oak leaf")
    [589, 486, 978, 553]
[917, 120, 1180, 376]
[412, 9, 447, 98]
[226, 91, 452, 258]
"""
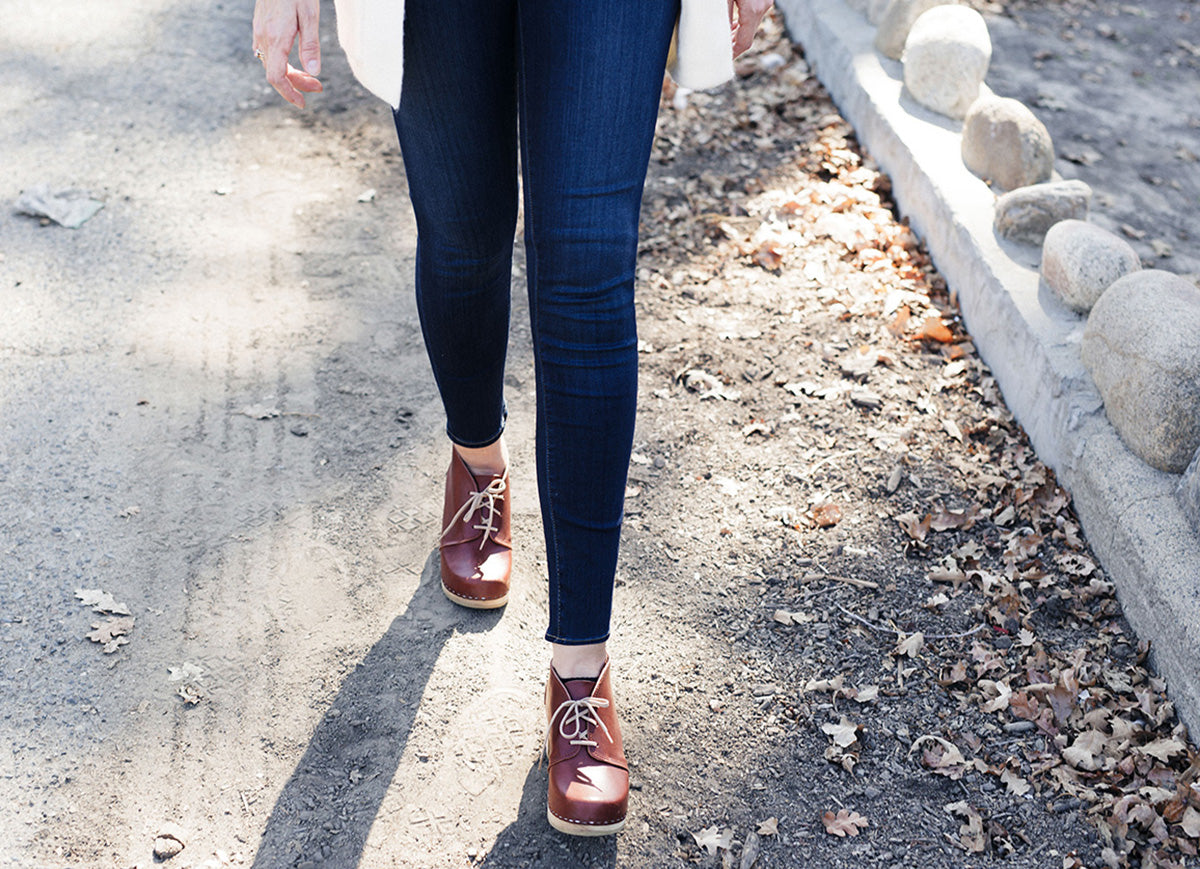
[893, 631, 924, 658]
[1000, 769, 1032, 796]
[896, 512, 931, 542]
[691, 825, 733, 856]
[919, 316, 955, 343]
[86, 617, 134, 653]
[822, 809, 868, 837]
[822, 717, 861, 748]
[945, 800, 986, 853]
[75, 588, 131, 616]
[1140, 738, 1188, 764]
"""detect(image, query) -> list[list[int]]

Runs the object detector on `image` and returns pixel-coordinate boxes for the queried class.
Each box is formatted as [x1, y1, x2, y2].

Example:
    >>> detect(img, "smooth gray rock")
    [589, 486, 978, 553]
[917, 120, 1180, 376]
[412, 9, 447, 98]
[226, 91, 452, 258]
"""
[962, 95, 1055, 191]
[1181, 449, 1200, 532]
[1082, 270, 1200, 473]
[994, 180, 1092, 245]
[901, 6, 991, 119]
[1041, 219, 1141, 312]
[875, 0, 959, 59]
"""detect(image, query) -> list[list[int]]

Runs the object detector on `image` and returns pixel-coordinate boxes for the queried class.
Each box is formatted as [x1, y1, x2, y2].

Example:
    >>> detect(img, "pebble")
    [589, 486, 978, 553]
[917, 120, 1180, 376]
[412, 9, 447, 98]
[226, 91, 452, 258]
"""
[1040, 220, 1141, 313]
[875, 0, 959, 60]
[152, 823, 187, 860]
[962, 95, 1055, 191]
[993, 180, 1092, 245]
[902, 5, 992, 119]
[1082, 270, 1200, 472]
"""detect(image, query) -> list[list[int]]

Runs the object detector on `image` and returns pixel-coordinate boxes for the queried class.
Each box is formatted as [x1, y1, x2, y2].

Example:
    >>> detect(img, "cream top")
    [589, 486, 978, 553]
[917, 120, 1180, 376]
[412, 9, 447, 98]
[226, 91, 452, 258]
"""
[333, 0, 735, 108]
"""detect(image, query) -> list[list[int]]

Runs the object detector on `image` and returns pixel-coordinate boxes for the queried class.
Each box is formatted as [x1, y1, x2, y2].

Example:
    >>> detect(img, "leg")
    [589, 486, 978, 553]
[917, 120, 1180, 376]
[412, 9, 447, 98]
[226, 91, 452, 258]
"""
[395, 0, 519, 606]
[517, 0, 679, 837]
[394, 0, 519, 452]
[516, 0, 680, 649]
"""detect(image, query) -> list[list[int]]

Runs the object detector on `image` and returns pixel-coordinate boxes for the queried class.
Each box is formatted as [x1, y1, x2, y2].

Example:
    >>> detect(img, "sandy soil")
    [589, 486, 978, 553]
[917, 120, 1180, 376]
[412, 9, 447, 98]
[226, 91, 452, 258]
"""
[1, 3, 1196, 869]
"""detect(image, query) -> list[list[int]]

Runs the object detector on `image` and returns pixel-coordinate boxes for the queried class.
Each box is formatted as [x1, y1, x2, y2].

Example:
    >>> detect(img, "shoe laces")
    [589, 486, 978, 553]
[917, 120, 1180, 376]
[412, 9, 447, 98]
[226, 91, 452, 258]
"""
[547, 695, 612, 751]
[440, 474, 506, 550]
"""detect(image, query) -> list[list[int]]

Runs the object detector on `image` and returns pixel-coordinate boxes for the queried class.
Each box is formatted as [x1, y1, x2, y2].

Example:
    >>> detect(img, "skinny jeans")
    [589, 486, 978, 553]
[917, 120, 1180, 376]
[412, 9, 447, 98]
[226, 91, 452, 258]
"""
[393, 0, 679, 644]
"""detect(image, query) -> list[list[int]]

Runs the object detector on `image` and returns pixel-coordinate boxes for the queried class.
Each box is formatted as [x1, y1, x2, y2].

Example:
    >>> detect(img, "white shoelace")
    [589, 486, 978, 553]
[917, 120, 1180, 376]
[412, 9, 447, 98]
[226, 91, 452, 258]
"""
[440, 475, 506, 551]
[547, 695, 612, 750]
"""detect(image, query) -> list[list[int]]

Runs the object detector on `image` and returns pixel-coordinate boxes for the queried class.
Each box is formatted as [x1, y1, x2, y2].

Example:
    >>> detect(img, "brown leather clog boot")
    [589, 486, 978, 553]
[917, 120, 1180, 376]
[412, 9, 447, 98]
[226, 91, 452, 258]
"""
[438, 450, 511, 608]
[544, 659, 629, 836]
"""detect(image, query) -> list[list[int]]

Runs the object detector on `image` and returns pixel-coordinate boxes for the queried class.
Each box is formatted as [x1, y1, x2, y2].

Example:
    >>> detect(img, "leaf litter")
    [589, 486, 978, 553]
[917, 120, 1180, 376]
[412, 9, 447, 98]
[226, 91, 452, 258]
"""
[627, 6, 1199, 867]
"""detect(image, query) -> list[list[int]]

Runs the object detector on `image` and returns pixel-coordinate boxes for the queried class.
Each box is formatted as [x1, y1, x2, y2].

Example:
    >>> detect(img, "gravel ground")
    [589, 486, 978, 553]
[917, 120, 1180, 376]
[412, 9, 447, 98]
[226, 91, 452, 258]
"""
[1, 3, 1196, 869]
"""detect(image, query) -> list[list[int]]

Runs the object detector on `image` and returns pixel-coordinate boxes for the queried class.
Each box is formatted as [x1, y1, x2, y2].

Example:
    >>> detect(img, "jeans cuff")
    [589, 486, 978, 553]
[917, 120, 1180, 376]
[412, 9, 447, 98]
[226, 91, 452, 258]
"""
[544, 631, 611, 646]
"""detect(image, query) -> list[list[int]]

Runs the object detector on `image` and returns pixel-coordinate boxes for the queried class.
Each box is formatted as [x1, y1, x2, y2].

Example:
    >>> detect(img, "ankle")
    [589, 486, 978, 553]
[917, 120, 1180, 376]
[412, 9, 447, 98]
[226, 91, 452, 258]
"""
[454, 437, 508, 477]
[551, 642, 608, 680]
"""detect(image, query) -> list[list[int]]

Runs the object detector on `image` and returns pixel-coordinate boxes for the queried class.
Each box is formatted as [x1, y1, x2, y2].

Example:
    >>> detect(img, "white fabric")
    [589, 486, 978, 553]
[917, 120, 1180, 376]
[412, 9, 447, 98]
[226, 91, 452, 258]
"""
[332, 0, 734, 109]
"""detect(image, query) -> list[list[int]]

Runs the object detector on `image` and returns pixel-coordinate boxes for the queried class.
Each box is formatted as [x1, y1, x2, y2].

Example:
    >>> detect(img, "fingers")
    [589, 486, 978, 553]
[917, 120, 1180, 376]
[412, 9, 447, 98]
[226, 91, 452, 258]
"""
[731, 0, 774, 58]
[264, 48, 306, 107]
[251, 0, 321, 108]
[297, 0, 321, 76]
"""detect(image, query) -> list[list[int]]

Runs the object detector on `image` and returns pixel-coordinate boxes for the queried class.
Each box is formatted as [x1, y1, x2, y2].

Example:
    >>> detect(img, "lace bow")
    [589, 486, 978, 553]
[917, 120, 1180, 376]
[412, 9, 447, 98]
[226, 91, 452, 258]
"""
[440, 475, 506, 550]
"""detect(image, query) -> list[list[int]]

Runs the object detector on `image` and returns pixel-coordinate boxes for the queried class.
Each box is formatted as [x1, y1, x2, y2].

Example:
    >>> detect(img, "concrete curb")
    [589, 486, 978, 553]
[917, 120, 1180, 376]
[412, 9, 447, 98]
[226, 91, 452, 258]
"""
[774, 0, 1200, 734]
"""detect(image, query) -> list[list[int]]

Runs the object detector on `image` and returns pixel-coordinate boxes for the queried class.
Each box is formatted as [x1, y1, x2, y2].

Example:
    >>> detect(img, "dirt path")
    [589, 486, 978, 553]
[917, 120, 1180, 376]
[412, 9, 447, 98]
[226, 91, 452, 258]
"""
[1, 3, 1197, 869]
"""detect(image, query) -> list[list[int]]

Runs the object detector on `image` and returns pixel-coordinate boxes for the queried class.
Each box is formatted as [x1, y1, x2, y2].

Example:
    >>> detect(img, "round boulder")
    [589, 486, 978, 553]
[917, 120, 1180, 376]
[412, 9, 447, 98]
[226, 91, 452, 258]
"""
[962, 96, 1055, 191]
[875, 0, 959, 60]
[994, 180, 1092, 245]
[1041, 219, 1141, 312]
[1082, 271, 1200, 473]
[902, 6, 992, 119]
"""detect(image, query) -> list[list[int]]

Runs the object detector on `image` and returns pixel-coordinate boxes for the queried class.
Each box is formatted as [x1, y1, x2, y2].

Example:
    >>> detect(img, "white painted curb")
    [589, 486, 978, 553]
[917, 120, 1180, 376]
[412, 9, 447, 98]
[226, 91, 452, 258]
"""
[774, 0, 1200, 733]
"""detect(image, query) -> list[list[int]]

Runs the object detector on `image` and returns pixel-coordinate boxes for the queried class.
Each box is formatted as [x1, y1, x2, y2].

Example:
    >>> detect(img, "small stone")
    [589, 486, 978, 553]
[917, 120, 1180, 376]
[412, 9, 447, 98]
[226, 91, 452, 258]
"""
[1082, 270, 1200, 472]
[994, 180, 1092, 245]
[152, 823, 187, 860]
[1041, 220, 1141, 312]
[902, 6, 991, 119]
[1180, 449, 1200, 532]
[962, 95, 1055, 191]
[290, 423, 309, 437]
[875, 0, 960, 60]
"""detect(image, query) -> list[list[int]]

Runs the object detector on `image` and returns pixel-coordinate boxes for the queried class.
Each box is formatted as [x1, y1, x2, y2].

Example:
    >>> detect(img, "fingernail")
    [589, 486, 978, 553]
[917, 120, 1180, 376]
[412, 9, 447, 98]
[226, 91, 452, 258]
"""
[306, 60, 319, 75]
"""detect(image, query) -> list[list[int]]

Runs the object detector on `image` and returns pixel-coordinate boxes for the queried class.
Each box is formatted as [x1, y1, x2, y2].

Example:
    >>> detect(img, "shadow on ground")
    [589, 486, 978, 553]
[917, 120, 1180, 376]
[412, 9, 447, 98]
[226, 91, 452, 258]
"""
[252, 553, 504, 869]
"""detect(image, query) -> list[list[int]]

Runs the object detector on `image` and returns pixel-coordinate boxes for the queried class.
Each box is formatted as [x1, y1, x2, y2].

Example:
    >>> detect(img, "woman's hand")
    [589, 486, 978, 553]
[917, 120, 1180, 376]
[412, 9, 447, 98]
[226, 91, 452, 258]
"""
[728, 0, 774, 58]
[252, 0, 323, 108]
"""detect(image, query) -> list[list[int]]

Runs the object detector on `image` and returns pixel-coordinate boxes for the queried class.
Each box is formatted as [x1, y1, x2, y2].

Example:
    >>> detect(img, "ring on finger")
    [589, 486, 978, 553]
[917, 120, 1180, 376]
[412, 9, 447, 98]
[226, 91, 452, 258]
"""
[254, 47, 265, 62]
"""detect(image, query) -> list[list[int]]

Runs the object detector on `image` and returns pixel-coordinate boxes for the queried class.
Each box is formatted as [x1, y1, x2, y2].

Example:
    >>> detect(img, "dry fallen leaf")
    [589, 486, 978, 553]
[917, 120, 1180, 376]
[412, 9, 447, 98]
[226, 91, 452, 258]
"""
[757, 816, 779, 836]
[893, 631, 924, 657]
[75, 588, 131, 616]
[1000, 768, 1032, 796]
[691, 825, 733, 856]
[811, 502, 842, 527]
[86, 616, 134, 653]
[822, 808, 868, 837]
[945, 800, 986, 853]
[821, 716, 860, 748]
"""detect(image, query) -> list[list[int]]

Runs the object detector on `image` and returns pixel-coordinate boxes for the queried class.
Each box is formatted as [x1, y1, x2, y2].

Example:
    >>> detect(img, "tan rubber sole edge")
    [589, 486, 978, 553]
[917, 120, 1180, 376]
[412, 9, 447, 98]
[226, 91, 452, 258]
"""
[441, 582, 508, 610]
[546, 807, 625, 837]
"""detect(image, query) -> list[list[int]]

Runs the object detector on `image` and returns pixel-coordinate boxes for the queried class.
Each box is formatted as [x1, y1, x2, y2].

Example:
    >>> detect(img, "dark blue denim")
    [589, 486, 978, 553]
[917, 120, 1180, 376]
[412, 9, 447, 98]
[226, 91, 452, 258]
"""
[394, 0, 679, 644]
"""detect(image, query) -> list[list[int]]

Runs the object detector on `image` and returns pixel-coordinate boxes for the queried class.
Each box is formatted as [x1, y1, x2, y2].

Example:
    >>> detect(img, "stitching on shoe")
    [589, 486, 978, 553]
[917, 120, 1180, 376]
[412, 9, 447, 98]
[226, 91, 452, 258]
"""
[441, 582, 505, 602]
[548, 806, 625, 826]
